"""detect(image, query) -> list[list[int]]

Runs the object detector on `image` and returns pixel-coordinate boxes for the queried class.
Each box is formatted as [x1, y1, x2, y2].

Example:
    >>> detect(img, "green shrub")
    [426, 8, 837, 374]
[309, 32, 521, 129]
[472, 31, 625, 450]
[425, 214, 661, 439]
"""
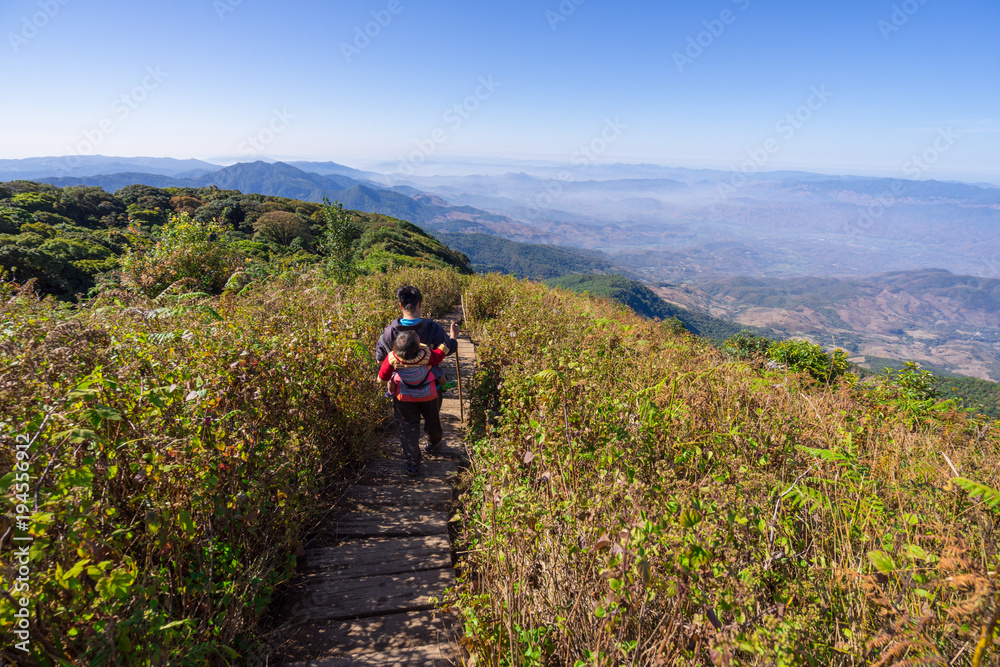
[119, 213, 245, 297]
[724, 329, 774, 359]
[0, 271, 418, 663]
[767, 338, 850, 384]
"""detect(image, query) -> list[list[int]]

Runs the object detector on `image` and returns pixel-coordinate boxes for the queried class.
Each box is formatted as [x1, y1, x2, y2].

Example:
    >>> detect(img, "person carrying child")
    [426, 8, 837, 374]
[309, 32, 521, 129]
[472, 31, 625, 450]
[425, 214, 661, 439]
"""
[375, 286, 459, 475]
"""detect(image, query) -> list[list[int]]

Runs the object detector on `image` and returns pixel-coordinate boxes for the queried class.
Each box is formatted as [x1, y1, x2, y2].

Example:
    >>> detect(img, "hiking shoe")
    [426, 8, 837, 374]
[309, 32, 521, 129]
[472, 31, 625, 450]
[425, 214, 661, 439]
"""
[405, 463, 419, 477]
[423, 440, 442, 455]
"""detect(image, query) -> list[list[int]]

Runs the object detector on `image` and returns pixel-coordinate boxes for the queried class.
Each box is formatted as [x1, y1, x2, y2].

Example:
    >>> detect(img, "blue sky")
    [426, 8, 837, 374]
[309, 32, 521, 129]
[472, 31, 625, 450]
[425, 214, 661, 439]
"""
[1, 0, 997, 180]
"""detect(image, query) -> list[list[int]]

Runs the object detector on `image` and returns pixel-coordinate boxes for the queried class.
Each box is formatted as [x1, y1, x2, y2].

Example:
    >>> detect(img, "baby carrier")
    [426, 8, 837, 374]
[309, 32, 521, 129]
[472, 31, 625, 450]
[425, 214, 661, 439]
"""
[392, 364, 438, 402]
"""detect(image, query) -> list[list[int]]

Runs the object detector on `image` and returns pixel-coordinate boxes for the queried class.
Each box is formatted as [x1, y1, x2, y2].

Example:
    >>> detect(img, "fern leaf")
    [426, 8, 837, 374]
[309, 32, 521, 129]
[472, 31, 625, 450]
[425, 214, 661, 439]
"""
[952, 477, 1000, 509]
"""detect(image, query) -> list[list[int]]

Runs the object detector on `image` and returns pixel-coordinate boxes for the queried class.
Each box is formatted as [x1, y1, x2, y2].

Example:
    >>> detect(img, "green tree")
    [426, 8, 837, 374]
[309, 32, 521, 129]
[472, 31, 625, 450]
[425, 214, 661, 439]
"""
[253, 211, 311, 245]
[0, 207, 30, 234]
[317, 198, 361, 283]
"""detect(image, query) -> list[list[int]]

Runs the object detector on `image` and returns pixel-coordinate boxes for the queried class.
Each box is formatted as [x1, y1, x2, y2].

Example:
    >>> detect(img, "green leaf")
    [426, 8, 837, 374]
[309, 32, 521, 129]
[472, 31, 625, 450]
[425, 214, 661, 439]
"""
[680, 508, 702, 528]
[158, 619, 193, 632]
[904, 544, 930, 561]
[81, 404, 121, 427]
[952, 477, 1000, 509]
[178, 511, 197, 539]
[0, 472, 15, 493]
[53, 428, 98, 444]
[867, 550, 896, 574]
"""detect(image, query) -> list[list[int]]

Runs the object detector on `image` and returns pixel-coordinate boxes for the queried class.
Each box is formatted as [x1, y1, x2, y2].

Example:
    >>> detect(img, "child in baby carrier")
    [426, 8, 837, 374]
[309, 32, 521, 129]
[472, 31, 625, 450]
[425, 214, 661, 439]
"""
[378, 329, 456, 475]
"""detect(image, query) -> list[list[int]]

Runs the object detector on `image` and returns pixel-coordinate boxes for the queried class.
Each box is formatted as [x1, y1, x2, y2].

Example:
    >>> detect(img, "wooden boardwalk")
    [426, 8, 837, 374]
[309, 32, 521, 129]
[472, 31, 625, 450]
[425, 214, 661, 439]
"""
[278, 328, 475, 666]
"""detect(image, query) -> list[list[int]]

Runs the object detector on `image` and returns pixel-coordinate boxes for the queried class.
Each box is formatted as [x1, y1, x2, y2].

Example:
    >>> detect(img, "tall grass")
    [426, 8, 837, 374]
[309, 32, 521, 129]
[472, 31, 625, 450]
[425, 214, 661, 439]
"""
[0, 268, 464, 664]
[453, 275, 1000, 666]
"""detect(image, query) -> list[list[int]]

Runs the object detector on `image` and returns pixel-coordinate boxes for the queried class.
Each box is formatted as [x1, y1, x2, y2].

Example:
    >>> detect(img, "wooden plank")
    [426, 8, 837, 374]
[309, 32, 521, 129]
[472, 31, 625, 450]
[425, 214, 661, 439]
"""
[345, 484, 452, 508]
[281, 610, 460, 662]
[301, 536, 451, 578]
[364, 459, 461, 481]
[289, 568, 456, 622]
[286, 642, 459, 666]
[329, 509, 451, 538]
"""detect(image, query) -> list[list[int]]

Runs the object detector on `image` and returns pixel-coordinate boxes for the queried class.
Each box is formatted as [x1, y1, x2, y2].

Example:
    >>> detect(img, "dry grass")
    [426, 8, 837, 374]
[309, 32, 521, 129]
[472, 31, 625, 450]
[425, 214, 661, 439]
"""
[452, 275, 1000, 666]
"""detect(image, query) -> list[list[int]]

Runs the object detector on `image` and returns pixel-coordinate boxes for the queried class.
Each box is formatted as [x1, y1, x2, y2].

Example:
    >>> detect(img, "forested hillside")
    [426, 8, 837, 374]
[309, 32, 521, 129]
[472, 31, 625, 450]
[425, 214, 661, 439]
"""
[0, 180, 470, 300]
[433, 231, 614, 279]
[545, 273, 776, 343]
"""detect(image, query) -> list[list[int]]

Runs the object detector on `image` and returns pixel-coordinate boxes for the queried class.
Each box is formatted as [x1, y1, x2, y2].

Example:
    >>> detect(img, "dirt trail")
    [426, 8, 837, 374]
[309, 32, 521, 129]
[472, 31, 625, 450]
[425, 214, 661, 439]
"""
[276, 318, 475, 666]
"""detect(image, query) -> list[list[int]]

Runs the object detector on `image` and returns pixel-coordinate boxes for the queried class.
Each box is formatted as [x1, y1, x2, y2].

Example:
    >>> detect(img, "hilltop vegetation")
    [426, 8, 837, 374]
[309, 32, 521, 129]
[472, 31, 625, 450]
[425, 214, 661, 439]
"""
[2, 178, 999, 665]
[0, 180, 470, 300]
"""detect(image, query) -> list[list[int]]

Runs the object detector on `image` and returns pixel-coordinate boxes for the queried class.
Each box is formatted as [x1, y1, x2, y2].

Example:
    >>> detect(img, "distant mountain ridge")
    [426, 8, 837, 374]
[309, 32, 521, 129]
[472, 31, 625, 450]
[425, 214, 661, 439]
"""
[0, 155, 221, 181]
[32, 160, 545, 237]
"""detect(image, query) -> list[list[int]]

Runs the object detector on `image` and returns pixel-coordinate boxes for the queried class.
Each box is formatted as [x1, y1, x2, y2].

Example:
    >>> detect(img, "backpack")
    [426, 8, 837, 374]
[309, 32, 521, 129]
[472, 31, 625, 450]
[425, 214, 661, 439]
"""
[392, 365, 438, 402]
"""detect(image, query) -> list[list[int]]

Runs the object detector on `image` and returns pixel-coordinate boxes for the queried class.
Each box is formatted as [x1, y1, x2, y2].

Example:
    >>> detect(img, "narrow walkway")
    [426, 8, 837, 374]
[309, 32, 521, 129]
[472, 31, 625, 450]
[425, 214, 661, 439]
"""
[278, 324, 475, 666]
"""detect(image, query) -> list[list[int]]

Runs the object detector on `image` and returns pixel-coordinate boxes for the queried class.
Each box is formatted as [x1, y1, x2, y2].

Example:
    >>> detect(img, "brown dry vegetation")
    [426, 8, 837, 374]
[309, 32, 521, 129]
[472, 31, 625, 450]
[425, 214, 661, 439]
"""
[453, 274, 1000, 666]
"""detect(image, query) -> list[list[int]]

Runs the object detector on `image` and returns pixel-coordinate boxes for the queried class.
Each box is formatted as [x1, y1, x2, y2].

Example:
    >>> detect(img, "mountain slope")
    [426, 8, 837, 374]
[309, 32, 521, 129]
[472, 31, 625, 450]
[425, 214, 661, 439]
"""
[654, 269, 1000, 379]
[544, 274, 773, 342]
[434, 232, 615, 279]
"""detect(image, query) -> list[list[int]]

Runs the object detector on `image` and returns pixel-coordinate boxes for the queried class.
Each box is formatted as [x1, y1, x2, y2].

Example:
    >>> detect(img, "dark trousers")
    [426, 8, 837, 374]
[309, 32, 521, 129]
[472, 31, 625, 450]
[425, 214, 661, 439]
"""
[392, 395, 444, 466]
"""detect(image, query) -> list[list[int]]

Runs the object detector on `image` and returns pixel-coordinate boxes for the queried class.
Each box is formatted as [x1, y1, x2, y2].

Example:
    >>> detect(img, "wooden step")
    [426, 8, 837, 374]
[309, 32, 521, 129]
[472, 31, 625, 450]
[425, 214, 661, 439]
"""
[345, 484, 453, 508]
[300, 535, 452, 578]
[281, 610, 460, 663]
[320, 508, 451, 539]
[286, 642, 458, 666]
[288, 568, 456, 622]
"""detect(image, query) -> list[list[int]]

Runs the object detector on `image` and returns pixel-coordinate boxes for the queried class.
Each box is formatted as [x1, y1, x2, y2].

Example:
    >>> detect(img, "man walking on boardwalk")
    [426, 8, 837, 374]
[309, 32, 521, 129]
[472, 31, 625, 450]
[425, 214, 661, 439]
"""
[375, 285, 459, 475]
